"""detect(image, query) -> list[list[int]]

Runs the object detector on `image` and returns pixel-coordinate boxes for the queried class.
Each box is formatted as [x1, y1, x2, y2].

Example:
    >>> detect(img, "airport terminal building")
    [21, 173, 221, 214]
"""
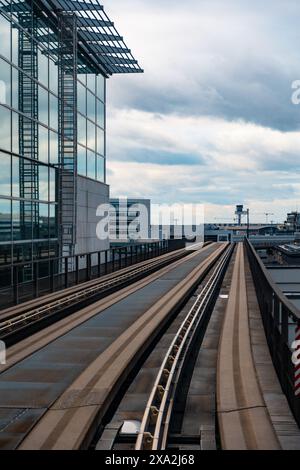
[0, 0, 142, 285]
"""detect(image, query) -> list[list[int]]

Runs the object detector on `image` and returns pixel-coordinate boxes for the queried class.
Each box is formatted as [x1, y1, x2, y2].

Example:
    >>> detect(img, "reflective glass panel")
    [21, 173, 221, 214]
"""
[87, 90, 95, 122]
[96, 155, 105, 183]
[0, 14, 10, 60]
[50, 131, 58, 164]
[78, 144, 86, 176]
[12, 156, 20, 198]
[39, 125, 49, 163]
[87, 150, 96, 180]
[39, 164, 49, 201]
[0, 57, 11, 107]
[87, 120, 95, 151]
[0, 198, 11, 242]
[0, 151, 11, 196]
[97, 99, 104, 129]
[78, 114, 86, 146]
[97, 74, 105, 102]
[97, 126, 104, 156]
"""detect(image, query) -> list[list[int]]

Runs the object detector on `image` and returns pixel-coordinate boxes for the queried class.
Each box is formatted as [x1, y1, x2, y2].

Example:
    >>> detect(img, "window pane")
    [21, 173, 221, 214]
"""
[38, 49, 48, 87]
[0, 14, 10, 60]
[96, 155, 104, 183]
[49, 204, 57, 238]
[78, 81, 86, 115]
[87, 90, 95, 122]
[49, 167, 56, 202]
[87, 150, 95, 179]
[12, 111, 19, 154]
[0, 57, 11, 107]
[96, 74, 105, 102]
[12, 156, 20, 198]
[12, 200, 21, 241]
[0, 151, 11, 196]
[0, 198, 11, 242]
[87, 74, 95, 93]
[49, 58, 58, 94]
[39, 85, 49, 125]
[87, 120, 95, 151]
[78, 114, 86, 146]
[50, 131, 58, 164]
[78, 144, 86, 176]
[39, 203, 49, 239]
[97, 99, 104, 129]
[50, 93, 58, 130]
[12, 66, 18, 110]
[0, 106, 11, 151]
[39, 164, 48, 201]
[39, 125, 49, 163]
[97, 126, 104, 155]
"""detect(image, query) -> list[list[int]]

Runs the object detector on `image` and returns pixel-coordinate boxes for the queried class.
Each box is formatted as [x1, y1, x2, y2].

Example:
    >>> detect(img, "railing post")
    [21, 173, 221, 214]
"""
[130, 245, 133, 265]
[105, 250, 108, 274]
[75, 256, 79, 284]
[34, 262, 38, 298]
[86, 253, 91, 281]
[119, 248, 122, 270]
[98, 252, 101, 277]
[112, 249, 115, 272]
[50, 259, 54, 292]
[64, 257, 68, 288]
[13, 266, 19, 305]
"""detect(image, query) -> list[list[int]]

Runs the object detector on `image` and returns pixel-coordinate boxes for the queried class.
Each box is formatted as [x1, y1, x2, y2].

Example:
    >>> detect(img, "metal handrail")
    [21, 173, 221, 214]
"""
[245, 238, 300, 321]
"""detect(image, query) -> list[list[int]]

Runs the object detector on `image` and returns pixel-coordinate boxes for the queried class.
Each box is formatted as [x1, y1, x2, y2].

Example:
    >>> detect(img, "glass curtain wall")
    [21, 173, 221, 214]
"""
[0, 6, 106, 286]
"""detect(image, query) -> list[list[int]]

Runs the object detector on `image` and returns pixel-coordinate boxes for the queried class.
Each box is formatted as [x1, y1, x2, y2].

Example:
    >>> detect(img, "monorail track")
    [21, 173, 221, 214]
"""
[0, 245, 195, 346]
[134, 245, 233, 450]
[1, 241, 297, 450]
[0, 242, 226, 449]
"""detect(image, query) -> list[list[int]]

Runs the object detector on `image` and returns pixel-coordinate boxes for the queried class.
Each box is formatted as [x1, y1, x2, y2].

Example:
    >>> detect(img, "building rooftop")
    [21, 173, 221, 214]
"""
[0, 0, 143, 76]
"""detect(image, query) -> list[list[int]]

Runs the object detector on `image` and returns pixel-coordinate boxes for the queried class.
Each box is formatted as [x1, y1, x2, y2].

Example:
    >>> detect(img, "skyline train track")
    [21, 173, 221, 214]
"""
[0, 242, 299, 450]
[0, 244, 207, 346]
[0, 242, 227, 449]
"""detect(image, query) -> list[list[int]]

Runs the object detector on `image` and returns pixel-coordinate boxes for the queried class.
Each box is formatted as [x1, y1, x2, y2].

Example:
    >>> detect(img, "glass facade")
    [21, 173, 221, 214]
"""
[0, 8, 106, 279]
[77, 73, 105, 182]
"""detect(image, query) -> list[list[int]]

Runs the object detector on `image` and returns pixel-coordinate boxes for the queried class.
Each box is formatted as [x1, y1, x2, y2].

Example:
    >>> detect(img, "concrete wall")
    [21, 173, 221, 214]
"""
[76, 176, 110, 255]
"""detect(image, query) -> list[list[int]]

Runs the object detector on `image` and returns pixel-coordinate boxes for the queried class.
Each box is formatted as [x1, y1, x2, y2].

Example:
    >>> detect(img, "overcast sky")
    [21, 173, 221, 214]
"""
[105, 0, 300, 223]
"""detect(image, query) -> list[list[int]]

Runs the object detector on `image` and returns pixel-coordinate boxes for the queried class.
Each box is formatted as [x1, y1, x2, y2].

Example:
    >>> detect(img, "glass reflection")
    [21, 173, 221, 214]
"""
[97, 99, 104, 129]
[50, 131, 58, 164]
[78, 144, 86, 176]
[0, 15, 10, 60]
[0, 151, 11, 196]
[39, 125, 49, 163]
[12, 156, 19, 198]
[96, 155, 104, 183]
[78, 114, 86, 146]
[0, 198, 11, 242]
[97, 126, 104, 156]
[87, 120, 95, 151]
[39, 165, 48, 201]
[87, 150, 95, 179]
[97, 74, 105, 102]
[87, 91, 95, 122]
[0, 105, 11, 151]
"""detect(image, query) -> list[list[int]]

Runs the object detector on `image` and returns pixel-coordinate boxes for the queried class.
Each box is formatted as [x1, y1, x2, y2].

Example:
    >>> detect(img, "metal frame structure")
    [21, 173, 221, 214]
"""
[0, 0, 143, 76]
[18, 8, 39, 278]
[57, 11, 78, 257]
[0, 0, 143, 259]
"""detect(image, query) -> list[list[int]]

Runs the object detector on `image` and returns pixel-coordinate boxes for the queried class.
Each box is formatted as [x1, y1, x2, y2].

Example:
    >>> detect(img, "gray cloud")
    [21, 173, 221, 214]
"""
[103, 0, 300, 221]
